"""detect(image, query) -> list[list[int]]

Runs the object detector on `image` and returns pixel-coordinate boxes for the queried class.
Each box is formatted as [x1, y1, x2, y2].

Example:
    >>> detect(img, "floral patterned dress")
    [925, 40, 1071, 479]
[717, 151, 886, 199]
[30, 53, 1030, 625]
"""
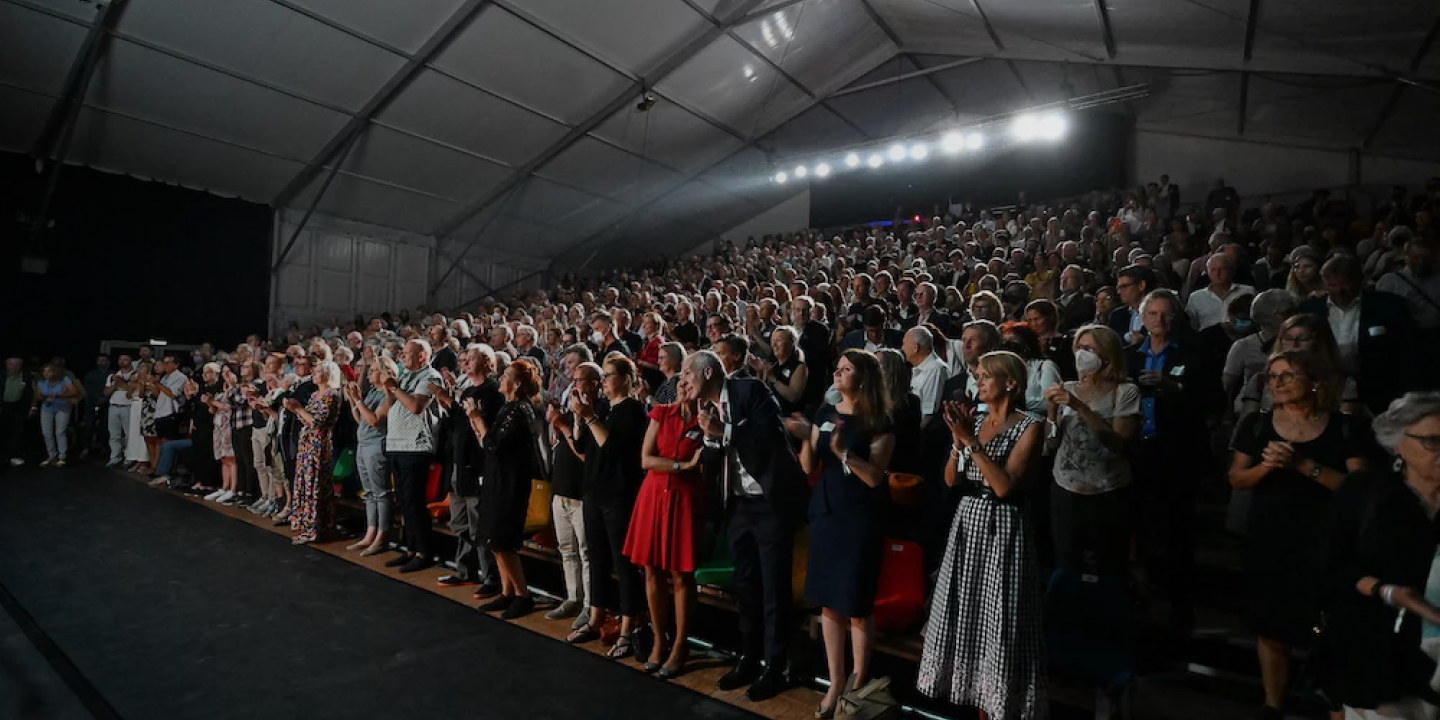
[290, 389, 340, 542]
[211, 391, 235, 459]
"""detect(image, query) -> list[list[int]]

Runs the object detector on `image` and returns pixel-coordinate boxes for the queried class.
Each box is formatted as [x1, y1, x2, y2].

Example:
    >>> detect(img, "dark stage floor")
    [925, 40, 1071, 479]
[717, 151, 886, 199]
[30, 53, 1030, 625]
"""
[0, 465, 762, 720]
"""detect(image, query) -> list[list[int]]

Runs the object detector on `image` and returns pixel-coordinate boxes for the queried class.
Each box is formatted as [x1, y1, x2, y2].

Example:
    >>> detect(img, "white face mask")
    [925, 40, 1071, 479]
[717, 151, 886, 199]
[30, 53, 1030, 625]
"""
[1074, 348, 1104, 376]
[824, 385, 842, 406]
[591, 331, 606, 346]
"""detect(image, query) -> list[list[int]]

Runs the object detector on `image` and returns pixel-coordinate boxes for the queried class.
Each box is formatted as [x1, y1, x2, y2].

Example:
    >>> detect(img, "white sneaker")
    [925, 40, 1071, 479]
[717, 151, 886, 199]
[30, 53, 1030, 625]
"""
[203, 489, 225, 501]
[8, 458, 23, 467]
[216, 490, 236, 504]
[148, 475, 170, 487]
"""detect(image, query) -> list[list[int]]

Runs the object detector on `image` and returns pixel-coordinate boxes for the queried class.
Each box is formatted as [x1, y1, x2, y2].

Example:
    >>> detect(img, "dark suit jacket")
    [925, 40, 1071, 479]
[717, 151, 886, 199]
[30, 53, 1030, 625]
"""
[907, 309, 956, 339]
[700, 378, 808, 524]
[1056, 292, 1096, 333]
[1124, 338, 1219, 459]
[1298, 290, 1418, 414]
[1107, 306, 1136, 341]
[839, 328, 904, 352]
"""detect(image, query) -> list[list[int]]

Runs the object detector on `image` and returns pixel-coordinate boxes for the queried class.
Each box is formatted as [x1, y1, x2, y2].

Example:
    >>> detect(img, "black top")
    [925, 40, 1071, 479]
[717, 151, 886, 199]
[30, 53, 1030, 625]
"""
[769, 354, 804, 417]
[621, 331, 644, 355]
[888, 393, 923, 475]
[672, 320, 701, 349]
[483, 399, 539, 486]
[581, 396, 647, 502]
[450, 378, 503, 495]
[551, 395, 609, 500]
[431, 347, 459, 376]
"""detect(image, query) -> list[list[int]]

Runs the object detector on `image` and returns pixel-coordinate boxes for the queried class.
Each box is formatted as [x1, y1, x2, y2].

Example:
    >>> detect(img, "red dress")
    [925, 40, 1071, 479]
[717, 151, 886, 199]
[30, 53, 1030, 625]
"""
[623, 403, 705, 572]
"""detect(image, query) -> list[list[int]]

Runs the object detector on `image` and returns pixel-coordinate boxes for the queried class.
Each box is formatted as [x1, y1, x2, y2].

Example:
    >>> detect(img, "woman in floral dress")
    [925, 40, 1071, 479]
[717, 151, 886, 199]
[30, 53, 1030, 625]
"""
[286, 361, 343, 545]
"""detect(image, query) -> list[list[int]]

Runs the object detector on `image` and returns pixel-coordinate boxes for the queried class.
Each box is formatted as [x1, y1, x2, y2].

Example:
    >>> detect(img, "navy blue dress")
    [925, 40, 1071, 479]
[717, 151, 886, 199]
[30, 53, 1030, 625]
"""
[805, 406, 892, 618]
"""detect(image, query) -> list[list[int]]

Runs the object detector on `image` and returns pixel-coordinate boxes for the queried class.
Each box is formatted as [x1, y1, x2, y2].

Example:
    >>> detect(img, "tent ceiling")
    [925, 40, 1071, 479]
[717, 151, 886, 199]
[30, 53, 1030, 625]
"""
[4, 0, 1440, 274]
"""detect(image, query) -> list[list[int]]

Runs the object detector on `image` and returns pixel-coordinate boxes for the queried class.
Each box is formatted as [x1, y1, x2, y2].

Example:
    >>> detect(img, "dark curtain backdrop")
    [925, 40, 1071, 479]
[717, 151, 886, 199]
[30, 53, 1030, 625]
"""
[809, 112, 1132, 228]
[0, 152, 271, 370]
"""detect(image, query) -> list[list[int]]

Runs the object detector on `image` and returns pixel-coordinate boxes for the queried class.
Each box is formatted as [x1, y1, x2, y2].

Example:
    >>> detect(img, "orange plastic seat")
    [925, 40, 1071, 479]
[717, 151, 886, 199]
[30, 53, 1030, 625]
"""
[872, 539, 925, 632]
[887, 473, 922, 508]
[523, 479, 552, 535]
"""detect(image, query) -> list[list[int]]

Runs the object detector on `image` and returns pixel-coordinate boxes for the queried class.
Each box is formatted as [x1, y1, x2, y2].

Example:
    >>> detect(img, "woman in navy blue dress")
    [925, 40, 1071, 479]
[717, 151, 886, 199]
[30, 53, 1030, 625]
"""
[784, 349, 895, 718]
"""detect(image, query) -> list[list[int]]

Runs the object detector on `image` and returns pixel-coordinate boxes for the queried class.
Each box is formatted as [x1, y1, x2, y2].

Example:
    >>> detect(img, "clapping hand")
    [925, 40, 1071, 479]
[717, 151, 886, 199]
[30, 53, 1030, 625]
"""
[569, 389, 594, 420]
[781, 412, 812, 440]
[183, 379, 199, 397]
[1043, 383, 1084, 411]
[828, 420, 847, 458]
[943, 400, 976, 446]
[697, 402, 724, 439]
[283, 398, 302, 413]
[461, 396, 480, 417]
[679, 446, 704, 472]
[1260, 440, 1296, 470]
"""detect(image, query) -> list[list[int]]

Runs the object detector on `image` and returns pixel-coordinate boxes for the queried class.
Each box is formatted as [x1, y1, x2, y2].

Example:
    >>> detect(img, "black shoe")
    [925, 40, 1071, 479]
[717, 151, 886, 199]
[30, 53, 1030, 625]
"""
[745, 666, 789, 702]
[717, 658, 762, 691]
[478, 595, 514, 613]
[398, 557, 434, 574]
[437, 575, 477, 588]
[500, 595, 535, 620]
[384, 554, 412, 568]
[473, 582, 502, 599]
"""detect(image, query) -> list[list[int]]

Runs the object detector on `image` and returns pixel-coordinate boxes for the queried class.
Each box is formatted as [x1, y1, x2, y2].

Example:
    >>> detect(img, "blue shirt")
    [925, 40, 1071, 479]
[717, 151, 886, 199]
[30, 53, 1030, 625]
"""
[37, 378, 74, 413]
[1138, 340, 1175, 439]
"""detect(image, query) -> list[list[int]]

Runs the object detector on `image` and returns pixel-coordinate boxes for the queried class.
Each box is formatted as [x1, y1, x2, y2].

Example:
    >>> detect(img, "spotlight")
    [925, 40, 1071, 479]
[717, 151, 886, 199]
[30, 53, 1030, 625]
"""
[941, 132, 964, 153]
[1011, 114, 1039, 141]
[966, 133, 984, 150]
[1039, 113, 1067, 140]
[844, 153, 860, 168]
[867, 153, 884, 168]
[635, 93, 658, 113]
[909, 143, 929, 160]
[887, 143, 907, 161]
[794, 165, 808, 178]
[775, 171, 788, 184]
[814, 163, 831, 178]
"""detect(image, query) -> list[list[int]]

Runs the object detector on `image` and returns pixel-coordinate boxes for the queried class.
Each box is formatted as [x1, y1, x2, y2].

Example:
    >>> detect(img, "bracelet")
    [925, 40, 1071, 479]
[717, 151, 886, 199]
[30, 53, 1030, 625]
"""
[1380, 585, 1397, 607]
[584, 417, 597, 426]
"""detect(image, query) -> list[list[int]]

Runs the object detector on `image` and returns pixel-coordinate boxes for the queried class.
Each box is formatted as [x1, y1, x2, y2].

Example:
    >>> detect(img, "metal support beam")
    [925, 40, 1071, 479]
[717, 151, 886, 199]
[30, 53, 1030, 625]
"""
[969, 0, 1005, 52]
[429, 0, 769, 241]
[1091, 0, 1116, 60]
[1242, 0, 1260, 62]
[852, 1, 963, 118]
[431, 180, 525, 295]
[731, 0, 810, 27]
[1361, 5, 1440, 149]
[1237, 71, 1250, 135]
[1007, 60, 1035, 102]
[830, 56, 987, 98]
[271, 0, 492, 208]
[450, 267, 548, 313]
[270, 132, 362, 273]
[27, 0, 126, 249]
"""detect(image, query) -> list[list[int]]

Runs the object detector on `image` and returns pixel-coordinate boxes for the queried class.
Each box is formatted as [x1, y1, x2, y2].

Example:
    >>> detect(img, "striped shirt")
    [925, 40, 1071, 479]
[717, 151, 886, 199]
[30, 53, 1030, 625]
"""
[384, 366, 442, 454]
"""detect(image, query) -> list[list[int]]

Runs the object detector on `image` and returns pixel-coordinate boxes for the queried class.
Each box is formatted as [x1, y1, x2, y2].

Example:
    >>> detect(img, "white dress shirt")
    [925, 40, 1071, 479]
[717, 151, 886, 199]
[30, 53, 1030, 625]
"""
[1328, 295, 1362, 375]
[910, 353, 949, 418]
[703, 384, 763, 497]
[1186, 283, 1254, 331]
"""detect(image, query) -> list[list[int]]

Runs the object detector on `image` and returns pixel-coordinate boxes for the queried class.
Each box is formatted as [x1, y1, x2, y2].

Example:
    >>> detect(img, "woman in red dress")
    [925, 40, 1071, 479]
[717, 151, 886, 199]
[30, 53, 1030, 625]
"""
[624, 374, 704, 679]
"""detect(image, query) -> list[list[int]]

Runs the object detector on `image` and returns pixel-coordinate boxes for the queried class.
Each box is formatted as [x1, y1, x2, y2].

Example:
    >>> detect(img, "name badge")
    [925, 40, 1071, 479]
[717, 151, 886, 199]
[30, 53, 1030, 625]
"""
[1367, 325, 1388, 337]
[1169, 365, 1186, 377]
[780, 368, 792, 380]
[683, 429, 702, 441]
[818, 422, 836, 433]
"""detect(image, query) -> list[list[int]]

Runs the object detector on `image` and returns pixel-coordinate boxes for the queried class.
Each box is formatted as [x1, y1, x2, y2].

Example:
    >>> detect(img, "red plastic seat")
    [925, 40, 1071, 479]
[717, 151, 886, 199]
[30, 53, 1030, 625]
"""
[872, 539, 925, 632]
[425, 461, 444, 504]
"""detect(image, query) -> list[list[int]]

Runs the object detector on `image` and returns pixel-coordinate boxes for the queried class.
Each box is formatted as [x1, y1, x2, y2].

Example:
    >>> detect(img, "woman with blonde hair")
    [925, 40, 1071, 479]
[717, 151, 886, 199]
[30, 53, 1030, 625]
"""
[1286, 246, 1324, 300]
[345, 355, 398, 555]
[202, 364, 240, 505]
[285, 360, 343, 545]
[784, 349, 895, 717]
[919, 350, 1047, 720]
[1044, 324, 1141, 574]
[1228, 350, 1369, 718]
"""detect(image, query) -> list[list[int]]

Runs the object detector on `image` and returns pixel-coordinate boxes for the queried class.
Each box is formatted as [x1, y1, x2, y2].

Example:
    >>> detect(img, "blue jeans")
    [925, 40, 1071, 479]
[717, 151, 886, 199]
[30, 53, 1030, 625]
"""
[356, 443, 392, 531]
[155, 438, 192, 476]
[40, 407, 70, 460]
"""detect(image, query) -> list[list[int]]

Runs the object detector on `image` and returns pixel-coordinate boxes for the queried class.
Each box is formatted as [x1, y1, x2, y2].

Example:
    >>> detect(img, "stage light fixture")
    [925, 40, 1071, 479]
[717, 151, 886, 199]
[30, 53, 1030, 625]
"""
[1040, 112, 1067, 140]
[941, 132, 964, 153]
[909, 143, 929, 160]
[1011, 114, 1039, 141]
[775, 171, 788, 183]
[867, 153, 884, 168]
[887, 143, 907, 161]
[814, 163, 831, 178]
[794, 165, 808, 178]
[844, 153, 860, 168]
[966, 133, 983, 150]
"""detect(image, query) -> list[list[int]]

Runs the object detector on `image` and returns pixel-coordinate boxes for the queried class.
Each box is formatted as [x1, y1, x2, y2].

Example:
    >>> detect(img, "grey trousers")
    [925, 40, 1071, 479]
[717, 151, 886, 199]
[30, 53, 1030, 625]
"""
[252, 428, 284, 500]
[552, 495, 591, 607]
[356, 442, 392, 531]
[449, 467, 493, 583]
[107, 405, 131, 463]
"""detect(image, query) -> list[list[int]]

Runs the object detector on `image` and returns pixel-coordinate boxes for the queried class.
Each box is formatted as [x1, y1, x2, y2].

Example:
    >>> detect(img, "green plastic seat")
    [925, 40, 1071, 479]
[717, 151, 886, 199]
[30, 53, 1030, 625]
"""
[694, 524, 734, 590]
[332, 447, 356, 482]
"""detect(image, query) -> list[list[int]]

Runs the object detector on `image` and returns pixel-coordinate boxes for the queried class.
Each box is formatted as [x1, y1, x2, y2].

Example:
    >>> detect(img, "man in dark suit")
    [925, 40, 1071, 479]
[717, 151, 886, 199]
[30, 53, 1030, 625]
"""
[906, 281, 956, 339]
[839, 305, 903, 352]
[1124, 289, 1220, 632]
[686, 350, 807, 702]
[1299, 254, 1418, 414]
[1108, 264, 1158, 345]
[1054, 264, 1096, 333]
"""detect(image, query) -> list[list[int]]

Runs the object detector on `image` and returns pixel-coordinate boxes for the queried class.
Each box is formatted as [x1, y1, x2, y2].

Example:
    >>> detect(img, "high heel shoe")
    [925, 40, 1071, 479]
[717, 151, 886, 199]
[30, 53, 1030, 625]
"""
[814, 702, 836, 719]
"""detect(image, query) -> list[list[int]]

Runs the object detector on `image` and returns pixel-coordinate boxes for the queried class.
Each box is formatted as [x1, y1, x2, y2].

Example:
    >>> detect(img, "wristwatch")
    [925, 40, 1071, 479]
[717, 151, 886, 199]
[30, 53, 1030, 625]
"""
[1309, 463, 1323, 479]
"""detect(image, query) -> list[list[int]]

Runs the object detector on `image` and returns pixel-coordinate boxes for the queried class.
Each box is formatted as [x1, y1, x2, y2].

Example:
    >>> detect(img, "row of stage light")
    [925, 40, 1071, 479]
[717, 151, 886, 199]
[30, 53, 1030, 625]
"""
[773, 111, 1068, 184]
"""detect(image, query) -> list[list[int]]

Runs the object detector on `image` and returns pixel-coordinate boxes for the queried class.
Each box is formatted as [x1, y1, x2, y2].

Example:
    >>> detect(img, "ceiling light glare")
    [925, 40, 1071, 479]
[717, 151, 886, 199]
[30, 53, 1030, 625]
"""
[966, 133, 983, 150]
[941, 132, 964, 153]
[1039, 112, 1067, 140]
[814, 163, 831, 178]
[774, 171, 788, 184]
[867, 153, 884, 168]
[793, 165, 808, 178]
[909, 143, 929, 160]
[1011, 114, 1039, 142]
[743, 65, 755, 80]
[887, 143, 907, 161]
[844, 153, 861, 168]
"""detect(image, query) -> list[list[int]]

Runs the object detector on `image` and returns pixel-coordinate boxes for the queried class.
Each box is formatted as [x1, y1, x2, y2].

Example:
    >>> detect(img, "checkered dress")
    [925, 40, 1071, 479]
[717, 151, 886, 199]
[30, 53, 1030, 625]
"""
[917, 412, 1048, 720]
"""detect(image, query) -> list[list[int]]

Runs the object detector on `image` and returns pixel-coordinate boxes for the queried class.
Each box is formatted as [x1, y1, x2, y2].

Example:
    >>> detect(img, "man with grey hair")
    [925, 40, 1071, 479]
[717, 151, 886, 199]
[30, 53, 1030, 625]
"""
[436, 344, 504, 592]
[381, 339, 444, 574]
[3, 358, 34, 467]
[685, 350, 806, 701]
[901, 326, 947, 426]
[1223, 289, 1298, 403]
[545, 355, 602, 626]
[1187, 252, 1254, 331]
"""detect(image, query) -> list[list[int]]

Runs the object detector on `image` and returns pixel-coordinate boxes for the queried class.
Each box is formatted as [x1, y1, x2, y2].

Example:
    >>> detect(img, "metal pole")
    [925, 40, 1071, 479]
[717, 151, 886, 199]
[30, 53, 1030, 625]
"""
[269, 131, 362, 274]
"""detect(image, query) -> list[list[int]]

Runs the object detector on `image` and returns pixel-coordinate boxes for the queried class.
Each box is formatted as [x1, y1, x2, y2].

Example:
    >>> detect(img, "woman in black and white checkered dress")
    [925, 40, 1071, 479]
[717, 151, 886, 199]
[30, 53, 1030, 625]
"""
[918, 350, 1048, 720]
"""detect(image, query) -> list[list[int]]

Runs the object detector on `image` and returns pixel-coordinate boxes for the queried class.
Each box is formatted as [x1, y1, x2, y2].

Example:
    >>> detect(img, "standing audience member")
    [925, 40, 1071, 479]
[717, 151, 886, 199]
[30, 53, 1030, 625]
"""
[344, 357, 394, 555]
[764, 326, 809, 417]
[1376, 235, 1439, 377]
[1321, 392, 1440, 719]
[1187, 253, 1254, 331]
[1229, 351, 1369, 718]
[3, 358, 34, 467]
[468, 360, 543, 620]
[919, 351, 1046, 720]
[651, 343, 685, 405]
[903, 327, 948, 427]
[547, 349, 599, 626]
[785, 350, 894, 719]
[436, 345, 504, 591]
[34, 363, 82, 467]
[625, 373, 705, 678]
[102, 355, 135, 468]
[203, 365, 240, 503]
[380, 340, 444, 574]
[1222, 290, 1298, 405]
[285, 361, 342, 545]
[876, 349, 922, 477]
[1299, 254, 1417, 415]
[1045, 325, 1141, 575]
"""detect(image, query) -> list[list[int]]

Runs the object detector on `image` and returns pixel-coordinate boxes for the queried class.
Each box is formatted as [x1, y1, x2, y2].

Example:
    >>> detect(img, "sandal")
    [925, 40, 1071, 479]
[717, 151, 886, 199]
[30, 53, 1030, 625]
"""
[566, 622, 598, 644]
[605, 634, 634, 660]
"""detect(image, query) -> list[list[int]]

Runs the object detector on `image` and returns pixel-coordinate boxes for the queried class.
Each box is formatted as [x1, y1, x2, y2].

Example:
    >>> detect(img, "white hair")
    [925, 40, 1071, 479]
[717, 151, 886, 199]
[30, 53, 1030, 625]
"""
[314, 361, 344, 391]
[1374, 391, 1440, 453]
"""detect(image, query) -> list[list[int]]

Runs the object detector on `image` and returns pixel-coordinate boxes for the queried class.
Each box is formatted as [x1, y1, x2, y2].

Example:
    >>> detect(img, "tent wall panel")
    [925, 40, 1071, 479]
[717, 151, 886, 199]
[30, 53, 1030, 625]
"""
[721, 188, 811, 244]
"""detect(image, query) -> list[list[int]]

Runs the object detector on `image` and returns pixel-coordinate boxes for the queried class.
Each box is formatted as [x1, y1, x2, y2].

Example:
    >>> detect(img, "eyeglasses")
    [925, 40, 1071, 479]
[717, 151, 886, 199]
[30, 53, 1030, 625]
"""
[1405, 433, 1440, 452]
[1116, 282, 1135, 290]
[1268, 371, 1300, 386]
